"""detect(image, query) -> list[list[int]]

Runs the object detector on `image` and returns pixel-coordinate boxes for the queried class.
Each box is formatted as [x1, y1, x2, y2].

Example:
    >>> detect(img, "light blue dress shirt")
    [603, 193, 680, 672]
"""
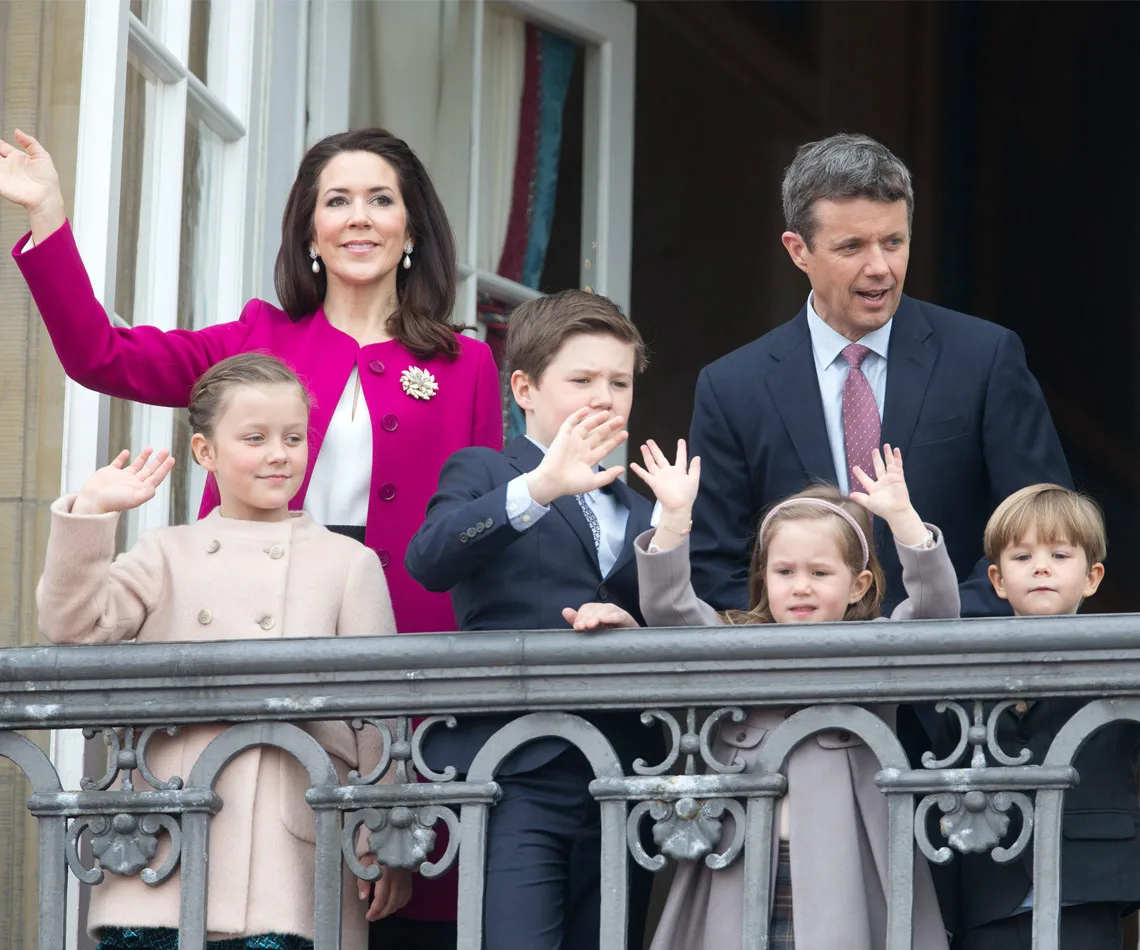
[504, 436, 631, 578]
[805, 294, 893, 494]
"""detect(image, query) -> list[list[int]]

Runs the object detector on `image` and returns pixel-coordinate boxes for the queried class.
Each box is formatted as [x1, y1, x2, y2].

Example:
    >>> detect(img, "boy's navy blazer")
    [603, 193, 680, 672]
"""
[687, 294, 1073, 617]
[405, 435, 658, 776]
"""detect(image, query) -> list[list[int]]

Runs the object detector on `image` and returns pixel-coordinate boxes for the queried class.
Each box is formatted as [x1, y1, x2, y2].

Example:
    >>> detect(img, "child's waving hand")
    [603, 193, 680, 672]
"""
[72, 449, 176, 516]
[630, 439, 700, 512]
[849, 444, 929, 547]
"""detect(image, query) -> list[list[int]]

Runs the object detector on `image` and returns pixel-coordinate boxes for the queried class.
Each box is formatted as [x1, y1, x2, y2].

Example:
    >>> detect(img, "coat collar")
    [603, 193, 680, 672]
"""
[197, 508, 318, 543]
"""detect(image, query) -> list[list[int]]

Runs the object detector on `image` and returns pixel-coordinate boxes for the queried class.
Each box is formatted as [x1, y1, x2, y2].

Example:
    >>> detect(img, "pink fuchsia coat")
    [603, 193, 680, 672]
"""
[13, 222, 503, 642]
[37, 500, 394, 946]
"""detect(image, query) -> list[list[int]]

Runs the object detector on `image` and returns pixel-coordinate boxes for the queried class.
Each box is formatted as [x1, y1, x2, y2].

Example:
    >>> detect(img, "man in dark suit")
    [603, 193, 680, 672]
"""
[687, 133, 1072, 620]
[405, 290, 659, 950]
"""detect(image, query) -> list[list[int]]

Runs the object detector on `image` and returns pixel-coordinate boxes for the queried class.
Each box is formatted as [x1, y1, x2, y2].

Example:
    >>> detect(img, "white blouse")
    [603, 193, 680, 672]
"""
[304, 367, 372, 527]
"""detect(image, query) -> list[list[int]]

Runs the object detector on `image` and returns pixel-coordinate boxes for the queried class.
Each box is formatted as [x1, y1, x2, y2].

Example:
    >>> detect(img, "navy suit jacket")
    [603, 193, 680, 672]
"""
[688, 295, 1072, 617]
[405, 435, 659, 775]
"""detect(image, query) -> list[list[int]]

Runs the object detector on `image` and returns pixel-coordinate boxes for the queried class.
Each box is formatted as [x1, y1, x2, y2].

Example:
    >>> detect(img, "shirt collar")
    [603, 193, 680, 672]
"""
[805, 293, 893, 370]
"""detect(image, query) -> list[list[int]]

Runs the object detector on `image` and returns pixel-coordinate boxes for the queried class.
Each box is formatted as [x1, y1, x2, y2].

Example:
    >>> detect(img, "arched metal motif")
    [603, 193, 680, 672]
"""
[410, 714, 458, 782]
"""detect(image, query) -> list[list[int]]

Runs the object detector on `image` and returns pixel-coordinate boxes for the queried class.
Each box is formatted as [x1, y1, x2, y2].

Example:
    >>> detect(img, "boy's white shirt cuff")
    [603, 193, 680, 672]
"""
[505, 474, 550, 531]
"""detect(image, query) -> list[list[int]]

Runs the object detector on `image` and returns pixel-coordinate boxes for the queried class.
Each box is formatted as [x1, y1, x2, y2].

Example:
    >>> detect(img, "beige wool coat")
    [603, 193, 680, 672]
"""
[37, 497, 396, 947]
[637, 527, 956, 950]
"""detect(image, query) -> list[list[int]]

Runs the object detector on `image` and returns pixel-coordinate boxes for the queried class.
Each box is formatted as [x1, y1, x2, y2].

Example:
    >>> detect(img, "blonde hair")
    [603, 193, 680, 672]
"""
[724, 485, 886, 625]
[984, 483, 1106, 567]
[188, 353, 310, 440]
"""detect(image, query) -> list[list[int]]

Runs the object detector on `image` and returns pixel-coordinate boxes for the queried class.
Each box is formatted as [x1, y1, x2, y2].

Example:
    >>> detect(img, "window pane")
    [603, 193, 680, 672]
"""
[169, 114, 224, 525]
[349, 0, 474, 260]
[189, 0, 210, 81]
[478, 8, 584, 295]
[114, 65, 150, 327]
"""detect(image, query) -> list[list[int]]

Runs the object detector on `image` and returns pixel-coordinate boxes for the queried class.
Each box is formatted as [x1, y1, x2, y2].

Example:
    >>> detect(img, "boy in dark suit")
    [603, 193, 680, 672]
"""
[405, 289, 658, 950]
[948, 484, 1140, 949]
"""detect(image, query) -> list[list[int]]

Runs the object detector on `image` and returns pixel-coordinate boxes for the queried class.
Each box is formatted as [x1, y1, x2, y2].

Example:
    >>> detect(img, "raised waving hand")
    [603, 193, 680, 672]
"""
[630, 439, 700, 551]
[72, 449, 177, 517]
[848, 444, 929, 547]
[525, 406, 628, 506]
[0, 129, 66, 238]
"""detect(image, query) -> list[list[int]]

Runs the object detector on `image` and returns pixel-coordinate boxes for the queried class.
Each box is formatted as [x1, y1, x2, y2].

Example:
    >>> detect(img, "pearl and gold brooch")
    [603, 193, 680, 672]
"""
[400, 366, 439, 401]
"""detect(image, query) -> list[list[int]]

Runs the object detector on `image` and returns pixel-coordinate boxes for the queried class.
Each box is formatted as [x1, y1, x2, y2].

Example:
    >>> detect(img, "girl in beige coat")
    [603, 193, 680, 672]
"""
[37, 354, 408, 950]
[627, 440, 954, 950]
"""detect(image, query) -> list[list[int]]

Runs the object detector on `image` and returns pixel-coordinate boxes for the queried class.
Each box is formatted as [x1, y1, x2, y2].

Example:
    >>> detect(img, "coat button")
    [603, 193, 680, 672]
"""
[259, 616, 275, 630]
[459, 532, 468, 544]
[379, 483, 397, 501]
[475, 522, 486, 533]
[267, 545, 284, 560]
[466, 527, 477, 539]
[197, 609, 212, 625]
[837, 731, 851, 743]
[381, 413, 398, 432]
[596, 584, 609, 600]
[368, 360, 385, 374]
[736, 730, 748, 742]
[206, 540, 220, 554]
[377, 549, 391, 568]
[483, 518, 494, 529]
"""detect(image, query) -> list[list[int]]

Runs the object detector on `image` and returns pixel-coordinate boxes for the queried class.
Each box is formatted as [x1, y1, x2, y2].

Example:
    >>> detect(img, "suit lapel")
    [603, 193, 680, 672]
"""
[878, 296, 937, 552]
[881, 296, 937, 456]
[505, 436, 601, 573]
[764, 312, 839, 485]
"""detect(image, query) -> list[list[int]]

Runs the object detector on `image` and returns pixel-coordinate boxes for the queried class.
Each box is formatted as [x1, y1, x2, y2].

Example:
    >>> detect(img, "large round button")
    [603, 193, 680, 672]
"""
[596, 584, 609, 600]
[381, 414, 399, 432]
[368, 360, 385, 375]
[259, 616, 275, 631]
[197, 609, 212, 625]
[379, 483, 397, 502]
[206, 540, 220, 554]
[268, 545, 284, 560]
[377, 549, 391, 568]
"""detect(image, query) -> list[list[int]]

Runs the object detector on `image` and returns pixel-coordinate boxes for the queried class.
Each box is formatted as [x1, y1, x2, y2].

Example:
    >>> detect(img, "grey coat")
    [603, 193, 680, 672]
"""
[637, 527, 956, 950]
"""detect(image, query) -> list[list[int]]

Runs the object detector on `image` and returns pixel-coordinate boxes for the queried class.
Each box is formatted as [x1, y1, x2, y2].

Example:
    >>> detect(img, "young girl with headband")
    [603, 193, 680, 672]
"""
[36, 354, 406, 950]
[628, 440, 955, 950]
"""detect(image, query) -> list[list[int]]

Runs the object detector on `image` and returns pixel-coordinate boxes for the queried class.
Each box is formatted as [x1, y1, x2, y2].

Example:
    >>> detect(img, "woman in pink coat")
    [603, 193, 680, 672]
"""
[0, 126, 500, 945]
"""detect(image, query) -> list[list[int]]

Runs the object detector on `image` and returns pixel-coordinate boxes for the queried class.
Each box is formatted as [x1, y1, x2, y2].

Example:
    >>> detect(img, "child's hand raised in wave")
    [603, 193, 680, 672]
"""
[848, 444, 929, 547]
[525, 406, 628, 506]
[72, 449, 176, 517]
[630, 439, 700, 552]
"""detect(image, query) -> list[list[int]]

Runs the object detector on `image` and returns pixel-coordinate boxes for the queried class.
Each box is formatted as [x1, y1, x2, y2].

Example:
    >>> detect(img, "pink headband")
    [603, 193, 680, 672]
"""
[758, 498, 870, 569]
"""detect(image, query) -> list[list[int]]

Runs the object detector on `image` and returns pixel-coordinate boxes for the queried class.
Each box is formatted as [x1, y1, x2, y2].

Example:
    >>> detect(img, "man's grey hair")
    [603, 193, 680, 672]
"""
[781, 133, 913, 248]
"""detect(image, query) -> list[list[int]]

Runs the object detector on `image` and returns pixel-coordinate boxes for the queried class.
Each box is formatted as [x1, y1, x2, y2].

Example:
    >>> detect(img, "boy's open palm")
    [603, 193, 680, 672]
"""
[527, 407, 628, 505]
[0, 130, 62, 214]
[849, 444, 912, 520]
[629, 439, 700, 512]
[73, 449, 176, 516]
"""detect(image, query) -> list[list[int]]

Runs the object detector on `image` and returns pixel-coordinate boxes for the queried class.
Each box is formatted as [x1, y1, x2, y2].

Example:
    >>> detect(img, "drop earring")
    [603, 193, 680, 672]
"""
[309, 247, 321, 275]
[403, 242, 414, 270]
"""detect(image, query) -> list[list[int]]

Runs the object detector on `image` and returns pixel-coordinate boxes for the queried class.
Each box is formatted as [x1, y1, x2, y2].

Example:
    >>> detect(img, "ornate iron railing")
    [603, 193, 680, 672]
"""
[2, 612, 1139, 950]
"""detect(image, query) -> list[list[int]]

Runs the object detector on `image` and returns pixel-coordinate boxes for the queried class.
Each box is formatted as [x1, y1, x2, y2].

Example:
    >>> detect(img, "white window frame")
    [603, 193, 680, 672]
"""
[58, 3, 267, 944]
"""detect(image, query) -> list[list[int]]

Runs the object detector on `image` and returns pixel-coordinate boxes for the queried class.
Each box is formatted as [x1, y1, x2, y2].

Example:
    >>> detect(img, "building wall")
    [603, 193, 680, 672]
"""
[0, 0, 84, 942]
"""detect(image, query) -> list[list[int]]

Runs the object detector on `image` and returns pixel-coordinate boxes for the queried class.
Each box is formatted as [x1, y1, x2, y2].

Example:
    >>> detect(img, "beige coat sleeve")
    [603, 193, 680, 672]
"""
[36, 494, 166, 644]
[634, 529, 724, 628]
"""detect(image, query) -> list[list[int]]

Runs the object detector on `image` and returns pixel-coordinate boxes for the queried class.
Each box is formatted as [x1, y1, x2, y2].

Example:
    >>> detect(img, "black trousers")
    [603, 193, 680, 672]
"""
[482, 746, 652, 950]
[957, 903, 1124, 950]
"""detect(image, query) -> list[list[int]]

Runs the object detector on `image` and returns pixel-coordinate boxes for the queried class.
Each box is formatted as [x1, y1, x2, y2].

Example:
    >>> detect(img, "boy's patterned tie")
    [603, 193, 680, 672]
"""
[841, 343, 881, 493]
[576, 494, 602, 551]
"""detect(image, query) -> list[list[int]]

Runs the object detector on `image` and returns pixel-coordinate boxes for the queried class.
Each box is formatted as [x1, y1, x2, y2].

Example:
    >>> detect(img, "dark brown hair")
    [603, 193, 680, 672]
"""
[274, 128, 459, 360]
[506, 289, 648, 383]
[724, 485, 886, 625]
[188, 353, 310, 441]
